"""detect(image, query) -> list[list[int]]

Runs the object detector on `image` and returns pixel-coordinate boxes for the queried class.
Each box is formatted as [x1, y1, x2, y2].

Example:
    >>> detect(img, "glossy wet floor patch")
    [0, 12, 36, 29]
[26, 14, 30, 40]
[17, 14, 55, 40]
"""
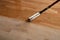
[0, 16, 60, 40]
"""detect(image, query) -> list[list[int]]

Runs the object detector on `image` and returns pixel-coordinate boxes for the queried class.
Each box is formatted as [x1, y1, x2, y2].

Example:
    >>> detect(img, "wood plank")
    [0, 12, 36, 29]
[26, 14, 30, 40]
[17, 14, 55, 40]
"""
[0, 0, 60, 28]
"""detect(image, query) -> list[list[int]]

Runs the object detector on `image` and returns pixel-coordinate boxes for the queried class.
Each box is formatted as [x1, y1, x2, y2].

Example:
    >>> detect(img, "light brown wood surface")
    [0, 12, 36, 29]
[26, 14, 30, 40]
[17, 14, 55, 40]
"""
[0, 0, 60, 28]
[0, 0, 60, 40]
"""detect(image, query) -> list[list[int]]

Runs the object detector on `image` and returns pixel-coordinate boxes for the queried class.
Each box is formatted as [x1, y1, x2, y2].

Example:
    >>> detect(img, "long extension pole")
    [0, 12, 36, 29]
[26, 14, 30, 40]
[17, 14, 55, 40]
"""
[26, 0, 60, 22]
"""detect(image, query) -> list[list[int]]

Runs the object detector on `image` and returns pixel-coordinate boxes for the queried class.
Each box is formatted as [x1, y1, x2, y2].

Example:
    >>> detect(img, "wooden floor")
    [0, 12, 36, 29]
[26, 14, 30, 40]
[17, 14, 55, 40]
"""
[0, 16, 60, 40]
[0, 0, 60, 40]
[0, 0, 60, 28]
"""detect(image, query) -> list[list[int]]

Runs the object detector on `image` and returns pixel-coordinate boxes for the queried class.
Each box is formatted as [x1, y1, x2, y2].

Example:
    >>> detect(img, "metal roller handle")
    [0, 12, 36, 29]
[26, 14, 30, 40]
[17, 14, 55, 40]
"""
[28, 12, 40, 21]
[26, 0, 60, 22]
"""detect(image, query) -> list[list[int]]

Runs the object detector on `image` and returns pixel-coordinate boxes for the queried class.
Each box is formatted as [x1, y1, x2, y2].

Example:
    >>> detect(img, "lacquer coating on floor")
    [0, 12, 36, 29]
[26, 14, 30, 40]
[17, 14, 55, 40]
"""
[0, 16, 60, 40]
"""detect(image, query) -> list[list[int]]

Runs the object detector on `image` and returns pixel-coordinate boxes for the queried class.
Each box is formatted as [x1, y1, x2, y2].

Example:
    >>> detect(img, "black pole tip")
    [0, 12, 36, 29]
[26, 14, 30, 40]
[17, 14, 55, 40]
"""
[57, 0, 60, 1]
[26, 19, 31, 22]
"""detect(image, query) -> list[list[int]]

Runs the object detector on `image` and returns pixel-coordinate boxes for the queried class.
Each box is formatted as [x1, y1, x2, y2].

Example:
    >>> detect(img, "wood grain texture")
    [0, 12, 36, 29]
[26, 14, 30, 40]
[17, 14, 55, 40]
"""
[0, 0, 60, 28]
[0, 0, 60, 40]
